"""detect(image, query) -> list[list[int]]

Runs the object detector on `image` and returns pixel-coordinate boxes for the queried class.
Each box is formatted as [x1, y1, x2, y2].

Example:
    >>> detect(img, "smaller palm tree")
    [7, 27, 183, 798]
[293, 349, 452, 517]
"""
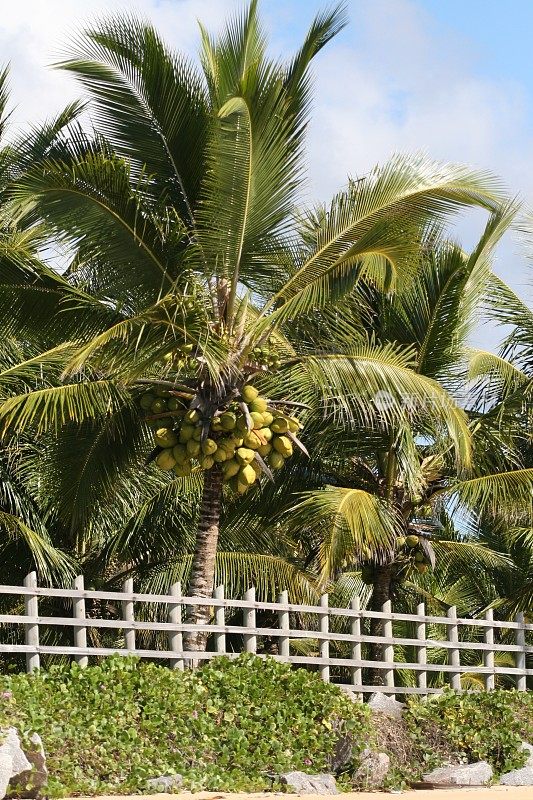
[287, 206, 533, 678]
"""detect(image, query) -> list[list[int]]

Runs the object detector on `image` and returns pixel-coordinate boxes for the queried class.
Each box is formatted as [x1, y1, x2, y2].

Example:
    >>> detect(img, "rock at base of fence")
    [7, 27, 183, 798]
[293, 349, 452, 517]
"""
[278, 771, 338, 794]
[145, 774, 184, 793]
[354, 748, 390, 789]
[0, 729, 47, 799]
[500, 766, 533, 786]
[421, 761, 493, 787]
[368, 692, 405, 719]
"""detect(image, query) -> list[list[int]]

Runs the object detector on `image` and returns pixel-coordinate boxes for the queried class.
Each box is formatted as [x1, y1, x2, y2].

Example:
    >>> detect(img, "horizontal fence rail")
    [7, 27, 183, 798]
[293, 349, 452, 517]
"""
[0, 573, 532, 697]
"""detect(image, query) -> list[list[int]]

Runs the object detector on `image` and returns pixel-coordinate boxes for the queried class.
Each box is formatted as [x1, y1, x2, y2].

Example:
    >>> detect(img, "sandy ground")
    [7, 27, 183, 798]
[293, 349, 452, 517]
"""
[70, 789, 533, 800]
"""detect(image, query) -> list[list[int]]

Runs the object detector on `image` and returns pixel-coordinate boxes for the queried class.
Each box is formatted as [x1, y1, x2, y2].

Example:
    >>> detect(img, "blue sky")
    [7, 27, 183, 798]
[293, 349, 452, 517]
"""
[1, 0, 532, 348]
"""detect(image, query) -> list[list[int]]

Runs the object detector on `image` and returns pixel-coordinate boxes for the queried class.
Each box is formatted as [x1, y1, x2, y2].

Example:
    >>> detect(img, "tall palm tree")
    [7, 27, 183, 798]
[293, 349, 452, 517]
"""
[0, 2, 506, 649]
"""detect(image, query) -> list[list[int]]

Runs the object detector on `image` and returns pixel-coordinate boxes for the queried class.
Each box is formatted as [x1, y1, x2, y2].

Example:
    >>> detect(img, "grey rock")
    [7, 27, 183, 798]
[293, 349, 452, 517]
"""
[0, 730, 31, 778]
[278, 771, 338, 795]
[145, 774, 184, 793]
[521, 741, 533, 768]
[423, 761, 493, 787]
[0, 752, 13, 800]
[354, 748, 390, 789]
[500, 766, 533, 786]
[10, 733, 48, 797]
[368, 692, 405, 719]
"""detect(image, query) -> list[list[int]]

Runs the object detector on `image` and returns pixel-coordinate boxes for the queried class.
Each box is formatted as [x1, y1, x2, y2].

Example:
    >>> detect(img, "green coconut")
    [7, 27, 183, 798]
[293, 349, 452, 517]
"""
[236, 447, 255, 465]
[271, 417, 289, 434]
[178, 424, 195, 443]
[222, 459, 240, 479]
[172, 444, 188, 465]
[250, 411, 264, 429]
[241, 384, 259, 403]
[220, 412, 237, 431]
[273, 435, 292, 457]
[155, 428, 178, 448]
[201, 438, 218, 456]
[268, 451, 285, 470]
[186, 439, 201, 457]
[139, 392, 155, 410]
[243, 431, 262, 449]
[173, 462, 192, 477]
[156, 449, 177, 470]
[151, 398, 168, 414]
[250, 396, 268, 413]
[239, 464, 257, 486]
[258, 427, 273, 442]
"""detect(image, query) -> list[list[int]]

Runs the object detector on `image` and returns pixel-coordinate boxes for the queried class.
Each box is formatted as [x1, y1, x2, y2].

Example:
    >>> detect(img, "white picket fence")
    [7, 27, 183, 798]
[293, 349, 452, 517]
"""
[0, 573, 532, 697]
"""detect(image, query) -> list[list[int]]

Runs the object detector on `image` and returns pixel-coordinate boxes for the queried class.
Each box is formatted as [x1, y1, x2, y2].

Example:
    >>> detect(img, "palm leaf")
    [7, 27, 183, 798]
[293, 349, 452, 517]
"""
[291, 487, 400, 585]
[0, 380, 132, 435]
[57, 14, 209, 222]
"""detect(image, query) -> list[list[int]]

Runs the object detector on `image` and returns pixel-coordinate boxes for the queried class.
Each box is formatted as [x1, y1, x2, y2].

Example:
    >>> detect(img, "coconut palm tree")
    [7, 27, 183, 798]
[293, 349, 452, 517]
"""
[0, 2, 507, 650]
[288, 205, 533, 676]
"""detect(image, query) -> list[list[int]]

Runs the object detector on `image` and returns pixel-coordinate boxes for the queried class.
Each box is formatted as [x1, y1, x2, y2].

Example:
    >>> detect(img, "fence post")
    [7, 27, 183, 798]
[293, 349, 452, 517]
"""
[447, 605, 461, 690]
[244, 587, 256, 654]
[214, 585, 226, 654]
[416, 602, 427, 691]
[516, 612, 527, 691]
[73, 575, 88, 667]
[319, 593, 330, 683]
[350, 596, 362, 700]
[24, 572, 40, 673]
[278, 590, 289, 660]
[122, 578, 135, 652]
[382, 600, 395, 697]
[168, 582, 184, 670]
[483, 609, 495, 690]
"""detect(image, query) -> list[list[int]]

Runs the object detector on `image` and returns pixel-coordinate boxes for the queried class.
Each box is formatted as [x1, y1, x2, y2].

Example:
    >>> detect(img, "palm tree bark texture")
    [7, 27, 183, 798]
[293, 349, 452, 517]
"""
[184, 466, 224, 651]
[369, 564, 393, 686]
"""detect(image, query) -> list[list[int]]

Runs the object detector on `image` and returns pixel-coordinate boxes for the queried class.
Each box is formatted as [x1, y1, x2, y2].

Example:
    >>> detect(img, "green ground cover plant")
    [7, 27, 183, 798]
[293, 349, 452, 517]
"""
[352, 689, 533, 790]
[404, 689, 532, 775]
[1, 654, 532, 795]
[0, 654, 370, 796]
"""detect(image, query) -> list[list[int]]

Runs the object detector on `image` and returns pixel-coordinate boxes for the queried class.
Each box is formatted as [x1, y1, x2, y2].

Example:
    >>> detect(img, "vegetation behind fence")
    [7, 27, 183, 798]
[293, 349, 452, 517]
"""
[1, 573, 532, 696]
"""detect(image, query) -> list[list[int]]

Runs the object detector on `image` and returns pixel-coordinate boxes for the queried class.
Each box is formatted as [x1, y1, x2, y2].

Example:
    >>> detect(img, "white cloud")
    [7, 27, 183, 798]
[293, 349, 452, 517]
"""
[1, 0, 236, 129]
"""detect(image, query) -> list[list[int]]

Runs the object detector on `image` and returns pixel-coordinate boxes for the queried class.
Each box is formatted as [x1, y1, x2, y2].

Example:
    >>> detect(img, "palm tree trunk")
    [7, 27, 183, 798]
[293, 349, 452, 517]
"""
[183, 465, 224, 652]
[369, 564, 392, 686]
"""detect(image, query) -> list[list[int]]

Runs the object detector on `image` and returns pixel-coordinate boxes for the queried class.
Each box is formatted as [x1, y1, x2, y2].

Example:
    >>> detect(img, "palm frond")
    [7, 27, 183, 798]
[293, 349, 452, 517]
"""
[442, 469, 533, 521]
[261, 155, 505, 325]
[0, 380, 132, 435]
[0, 510, 74, 583]
[291, 487, 399, 585]
[57, 13, 209, 221]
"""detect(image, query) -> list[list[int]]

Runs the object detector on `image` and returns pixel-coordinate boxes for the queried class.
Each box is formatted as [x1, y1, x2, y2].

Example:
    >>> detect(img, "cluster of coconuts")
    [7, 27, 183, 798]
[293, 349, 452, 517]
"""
[139, 384, 303, 493]
[396, 533, 431, 574]
[250, 345, 281, 371]
[360, 533, 431, 585]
